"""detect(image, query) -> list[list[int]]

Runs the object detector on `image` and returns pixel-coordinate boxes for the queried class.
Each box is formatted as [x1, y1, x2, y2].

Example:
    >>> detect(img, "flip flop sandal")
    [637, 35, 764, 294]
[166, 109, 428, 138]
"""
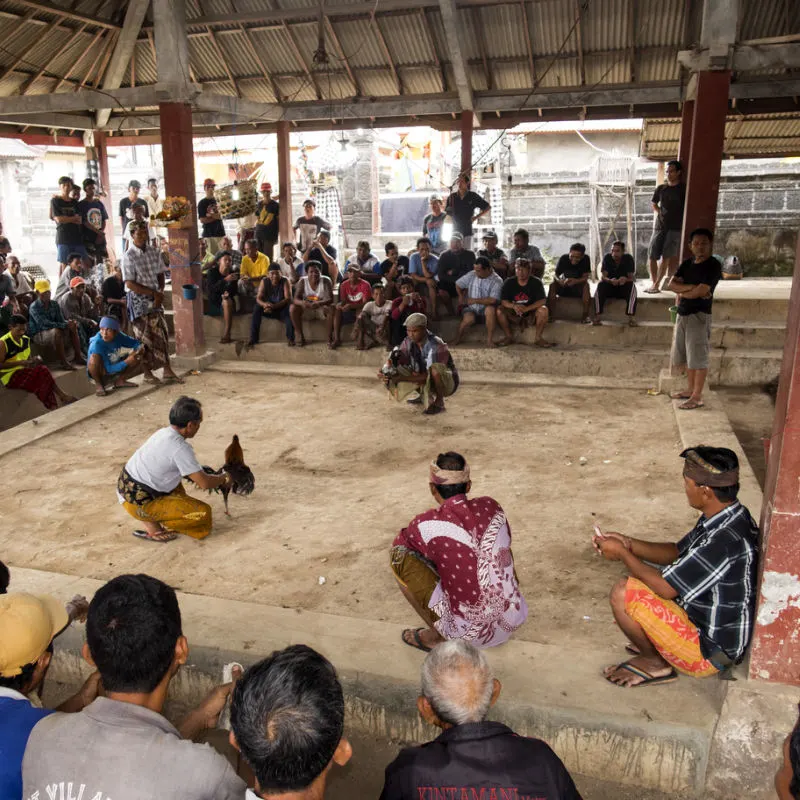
[132, 529, 178, 543]
[669, 391, 692, 400]
[162, 376, 185, 385]
[401, 628, 433, 652]
[605, 663, 678, 688]
[114, 381, 137, 390]
[143, 375, 162, 385]
[678, 400, 705, 410]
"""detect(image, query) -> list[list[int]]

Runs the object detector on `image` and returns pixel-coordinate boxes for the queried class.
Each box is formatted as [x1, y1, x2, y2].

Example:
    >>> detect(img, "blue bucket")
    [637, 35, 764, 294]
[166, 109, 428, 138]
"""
[182, 284, 199, 301]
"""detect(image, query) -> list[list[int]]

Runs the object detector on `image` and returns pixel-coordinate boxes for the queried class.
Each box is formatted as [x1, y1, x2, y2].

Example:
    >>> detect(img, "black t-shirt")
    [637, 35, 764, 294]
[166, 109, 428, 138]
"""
[652, 183, 686, 232]
[306, 244, 337, 265]
[380, 256, 409, 277]
[437, 249, 475, 284]
[101, 274, 125, 303]
[445, 191, 490, 238]
[478, 247, 507, 268]
[198, 197, 226, 238]
[556, 254, 591, 280]
[78, 199, 108, 246]
[51, 196, 83, 246]
[501, 276, 545, 306]
[255, 199, 280, 239]
[118, 197, 148, 224]
[675, 256, 722, 316]
[601, 253, 636, 280]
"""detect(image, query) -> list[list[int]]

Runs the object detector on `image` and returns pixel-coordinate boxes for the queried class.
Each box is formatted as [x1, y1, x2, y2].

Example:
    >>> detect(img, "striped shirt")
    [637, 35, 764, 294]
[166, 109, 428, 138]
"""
[662, 501, 759, 661]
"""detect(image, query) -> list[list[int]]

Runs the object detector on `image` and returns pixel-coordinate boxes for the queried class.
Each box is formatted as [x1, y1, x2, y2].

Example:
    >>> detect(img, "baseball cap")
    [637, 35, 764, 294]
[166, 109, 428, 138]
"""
[483, 230, 498, 240]
[34, 279, 50, 294]
[404, 312, 427, 328]
[260, 182, 272, 192]
[0, 593, 69, 678]
[203, 178, 216, 187]
[69, 276, 86, 289]
[450, 231, 464, 241]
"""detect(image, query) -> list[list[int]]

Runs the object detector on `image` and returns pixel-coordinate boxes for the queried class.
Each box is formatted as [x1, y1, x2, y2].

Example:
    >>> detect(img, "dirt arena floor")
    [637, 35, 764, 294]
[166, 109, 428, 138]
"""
[1, 372, 703, 650]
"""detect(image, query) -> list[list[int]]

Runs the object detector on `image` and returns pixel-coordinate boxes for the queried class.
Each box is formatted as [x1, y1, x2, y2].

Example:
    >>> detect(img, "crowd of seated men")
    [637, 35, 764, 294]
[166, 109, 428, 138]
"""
[200, 213, 645, 351]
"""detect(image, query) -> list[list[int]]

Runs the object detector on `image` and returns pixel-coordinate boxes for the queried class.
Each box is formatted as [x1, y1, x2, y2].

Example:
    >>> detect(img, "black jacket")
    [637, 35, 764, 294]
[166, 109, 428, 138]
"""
[379, 721, 582, 800]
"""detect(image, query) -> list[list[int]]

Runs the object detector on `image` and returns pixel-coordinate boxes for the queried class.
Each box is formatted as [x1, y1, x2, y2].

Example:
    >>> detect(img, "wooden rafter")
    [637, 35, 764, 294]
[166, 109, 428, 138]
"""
[325, 17, 360, 97]
[573, 0, 585, 85]
[77, 29, 112, 89]
[13, 0, 119, 29]
[471, 8, 492, 90]
[371, 16, 402, 95]
[282, 23, 323, 100]
[205, 26, 241, 97]
[2, 11, 36, 46]
[419, 9, 446, 92]
[520, 1, 537, 87]
[627, 0, 636, 83]
[130, 42, 136, 87]
[92, 29, 118, 88]
[51, 29, 104, 92]
[19, 23, 88, 94]
[240, 25, 283, 102]
[146, 29, 197, 84]
[0, 16, 66, 83]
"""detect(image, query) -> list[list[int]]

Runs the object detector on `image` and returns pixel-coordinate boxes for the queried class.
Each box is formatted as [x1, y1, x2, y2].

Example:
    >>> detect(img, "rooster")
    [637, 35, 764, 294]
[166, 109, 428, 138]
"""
[188, 435, 255, 516]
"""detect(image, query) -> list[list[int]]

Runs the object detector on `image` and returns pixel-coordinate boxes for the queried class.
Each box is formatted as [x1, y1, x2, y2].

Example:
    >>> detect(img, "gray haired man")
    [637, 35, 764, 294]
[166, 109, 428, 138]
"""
[379, 640, 581, 799]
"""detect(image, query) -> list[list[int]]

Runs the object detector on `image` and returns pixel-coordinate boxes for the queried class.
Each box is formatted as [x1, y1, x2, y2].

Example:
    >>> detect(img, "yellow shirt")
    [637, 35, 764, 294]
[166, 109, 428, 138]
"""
[240, 252, 270, 279]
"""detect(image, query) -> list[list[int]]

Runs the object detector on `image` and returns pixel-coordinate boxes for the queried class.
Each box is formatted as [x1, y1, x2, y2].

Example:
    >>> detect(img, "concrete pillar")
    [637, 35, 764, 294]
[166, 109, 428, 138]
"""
[277, 120, 293, 246]
[460, 110, 473, 178]
[749, 237, 800, 685]
[678, 100, 694, 176]
[680, 70, 731, 254]
[94, 131, 115, 245]
[159, 101, 205, 357]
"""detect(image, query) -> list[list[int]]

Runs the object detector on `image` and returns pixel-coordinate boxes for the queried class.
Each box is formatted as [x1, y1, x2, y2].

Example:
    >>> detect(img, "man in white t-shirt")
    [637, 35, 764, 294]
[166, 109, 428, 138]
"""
[117, 396, 231, 543]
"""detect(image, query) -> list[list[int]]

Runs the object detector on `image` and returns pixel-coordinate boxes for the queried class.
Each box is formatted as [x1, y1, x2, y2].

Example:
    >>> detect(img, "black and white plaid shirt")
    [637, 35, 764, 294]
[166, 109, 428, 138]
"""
[662, 501, 759, 661]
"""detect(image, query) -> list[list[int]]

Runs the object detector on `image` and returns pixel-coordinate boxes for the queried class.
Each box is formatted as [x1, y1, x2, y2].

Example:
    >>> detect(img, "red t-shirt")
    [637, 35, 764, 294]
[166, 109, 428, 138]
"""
[339, 279, 372, 307]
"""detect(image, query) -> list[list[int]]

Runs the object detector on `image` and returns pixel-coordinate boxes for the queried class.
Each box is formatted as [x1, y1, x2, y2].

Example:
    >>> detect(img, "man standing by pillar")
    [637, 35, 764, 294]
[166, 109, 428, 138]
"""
[198, 179, 226, 255]
[645, 160, 686, 294]
[254, 182, 279, 262]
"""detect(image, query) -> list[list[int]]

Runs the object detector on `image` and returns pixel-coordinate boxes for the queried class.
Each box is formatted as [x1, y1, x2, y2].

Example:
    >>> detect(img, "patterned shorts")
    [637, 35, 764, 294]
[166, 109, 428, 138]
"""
[624, 577, 718, 677]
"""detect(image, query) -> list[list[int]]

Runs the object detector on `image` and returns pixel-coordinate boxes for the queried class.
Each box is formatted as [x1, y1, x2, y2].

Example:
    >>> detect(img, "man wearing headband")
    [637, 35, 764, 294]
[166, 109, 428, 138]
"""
[390, 452, 528, 652]
[87, 316, 144, 396]
[593, 445, 759, 687]
[379, 312, 458, 415]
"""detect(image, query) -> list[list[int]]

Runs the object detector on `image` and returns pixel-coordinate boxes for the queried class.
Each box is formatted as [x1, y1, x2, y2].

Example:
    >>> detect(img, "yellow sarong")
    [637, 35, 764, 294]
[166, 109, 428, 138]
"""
[123, 483, 213, 540]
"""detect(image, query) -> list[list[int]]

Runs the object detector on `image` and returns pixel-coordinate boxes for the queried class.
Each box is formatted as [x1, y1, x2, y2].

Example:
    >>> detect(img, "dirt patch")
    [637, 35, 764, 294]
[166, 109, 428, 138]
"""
[0, 372, 697, 650]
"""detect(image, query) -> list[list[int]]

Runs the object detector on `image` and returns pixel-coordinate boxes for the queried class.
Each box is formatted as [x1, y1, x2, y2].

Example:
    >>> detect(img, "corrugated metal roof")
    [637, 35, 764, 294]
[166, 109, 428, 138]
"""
[378, 14, 436, 67]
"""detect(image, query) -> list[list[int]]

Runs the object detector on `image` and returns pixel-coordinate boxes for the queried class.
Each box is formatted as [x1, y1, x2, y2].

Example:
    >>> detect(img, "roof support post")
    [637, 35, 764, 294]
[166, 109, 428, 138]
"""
[277, 119, 293, 246]
[677, 99, 694, 177]
[437, 0, 480, 126]
[152, 0, 192, 87]
[460, 108, 473, 176]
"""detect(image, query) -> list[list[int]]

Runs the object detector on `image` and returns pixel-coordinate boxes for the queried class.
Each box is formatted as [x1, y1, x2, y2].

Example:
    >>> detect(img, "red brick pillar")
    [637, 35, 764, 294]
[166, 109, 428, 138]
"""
[749, 239, 800, 685]
[680, 71, 730, 256]
[277, 120, 293, 246]
[159, 101, 205, 357]
[94, 130, 115, 245]
[678, 100, 694, 178]
[460, 110, 473, 178]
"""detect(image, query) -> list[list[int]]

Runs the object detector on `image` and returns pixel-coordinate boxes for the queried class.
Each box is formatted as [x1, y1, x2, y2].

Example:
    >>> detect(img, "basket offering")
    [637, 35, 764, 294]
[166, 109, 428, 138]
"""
[215, 180, 257, 219]
[154, 196, 192, 228]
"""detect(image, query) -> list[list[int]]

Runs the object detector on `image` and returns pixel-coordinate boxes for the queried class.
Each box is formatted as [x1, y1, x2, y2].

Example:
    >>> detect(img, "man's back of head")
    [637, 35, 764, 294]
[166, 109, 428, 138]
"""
[420, 640, 496, 726]
[231, 644, 350, 797]
[86, 574, 182, 693]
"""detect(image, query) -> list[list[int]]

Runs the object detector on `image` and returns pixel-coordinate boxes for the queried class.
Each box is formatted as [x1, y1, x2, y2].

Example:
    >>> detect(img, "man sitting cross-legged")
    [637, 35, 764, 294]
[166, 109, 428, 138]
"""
[593, 240, 638, 326]
[390, 276, 427, 347]
[354, 282, 391, 350]
[118, 396, 231, 543]
[379, 641, 581, 800]
[450, 256, 503, 347]
[496, 258, 553, 347]
[22, 574, 246, 800]
[249, 263, 294, 347]
[547, 243, 592, 323]
[230, 645, 353, 800]
[390, 452, 527, 651]
[206, 252, 240, 344]
[594, 445, 759, 687]
[87, 316, 144, 397]
[329, 264, 371, 350]
[407, 237, 440, 318]
[290, 261, 334, 347]
[379, 314, 458, 416]
[28, 279, 85, 370]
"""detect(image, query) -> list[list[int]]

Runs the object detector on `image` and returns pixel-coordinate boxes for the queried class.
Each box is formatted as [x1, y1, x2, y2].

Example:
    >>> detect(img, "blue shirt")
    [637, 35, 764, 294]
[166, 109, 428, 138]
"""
[0, 692, 52, 800]
[87, 331, 141, 376]
[27, 300, 67, 336]
[408, 252, 439, 278]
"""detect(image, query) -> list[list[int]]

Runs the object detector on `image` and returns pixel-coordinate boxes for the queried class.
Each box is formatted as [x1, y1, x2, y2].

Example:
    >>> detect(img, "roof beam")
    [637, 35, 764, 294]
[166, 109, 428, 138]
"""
[325, 17, 360, 97]
[0, 112, 96, 130]
[51, 29, 105, 92]
[678, 43, 800, 72]
[205, 26, 242, 98]
[437, 0, 478, 124]
[371, 16, 403, 95]
[472, 9, 492, 90]
[520, 1, 537, 87]
[13, 0, 119, 29]
[193, 92, 283, 122]
[0, 15, 67, 83]
[573, 0, 585, 85]
[282, 23, 323, 100]
[18, 24, 88, 95]
[240, 24, 283, 101]
[419, 9, 446, 92]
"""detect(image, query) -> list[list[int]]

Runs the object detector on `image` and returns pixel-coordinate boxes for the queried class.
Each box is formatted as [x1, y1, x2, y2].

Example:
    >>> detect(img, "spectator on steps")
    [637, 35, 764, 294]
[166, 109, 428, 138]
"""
[79, 178, 109, 265]
[199, 179, 226, 255]
[388, 451, 525, 649]
[665, 227, 722, 411]
[508, 228, 545, 279]
[254, 183, 280, 262]
[0, 221, 11, 255]
[547, 243, 592, 324]
[28, 280, 85, 370]
[239, 239, 270, 300]
[776, 704, 800, 800]
[593, 241, 638, 327]
[0, 592, 101, 800]
[118, 180, 147, 255]
[230, 645, 352, 800]
[444, 174, 490, 251]
[594, 446, 759, 688]
[249, 263, 294, 348]
[54, 252, 96, 304]
[22, 574, 246, 799]
[206, 252, 241, 345]
[303, 229, 338, 287]
[344, 240, 381, 285]
[496, 258, 552, 348]
[379, 640, 580, 800]
[7, 256, 34, 318]
[101, 264, 127, 325]
[436, 233, 474, 318]
[274, 241, 304, 284]
[379, 241, 409, 300]
[52, 176, 88, 275]
[290, 262, 334, 347]
[355, 283, 391, 350]
[422, 194, 447, 255]
[646, 160, 685, 294]
[407, 238, 439, 318]
[123, 202, 151, 249]
[390, 276, 427, 347]
[450, 256, 503, 348]
[477, 230, 509, 279]
[58, 276, 99, 357]
[0, 314, 77, 408]
[87, 316, 143, 397]
[0, 254, 17, 332]
[214, 236, 243, 270]
[329, 265, 371, 350]
[294, 198, 330, 254]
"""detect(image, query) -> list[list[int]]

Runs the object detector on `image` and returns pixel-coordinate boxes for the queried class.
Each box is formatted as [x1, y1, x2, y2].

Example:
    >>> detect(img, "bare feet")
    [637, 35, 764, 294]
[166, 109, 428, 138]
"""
[592, 317, 603, 326]
[60, 362, 76, 371]
[669, 390, 692, 399]
[113, 379, 137, 389]
[534, 338, 555, 348]
[497, 337, 513, 347]
[486, 340, 497, 349]
[143, 373, 162, 385]
[95, 386, 109, 397]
